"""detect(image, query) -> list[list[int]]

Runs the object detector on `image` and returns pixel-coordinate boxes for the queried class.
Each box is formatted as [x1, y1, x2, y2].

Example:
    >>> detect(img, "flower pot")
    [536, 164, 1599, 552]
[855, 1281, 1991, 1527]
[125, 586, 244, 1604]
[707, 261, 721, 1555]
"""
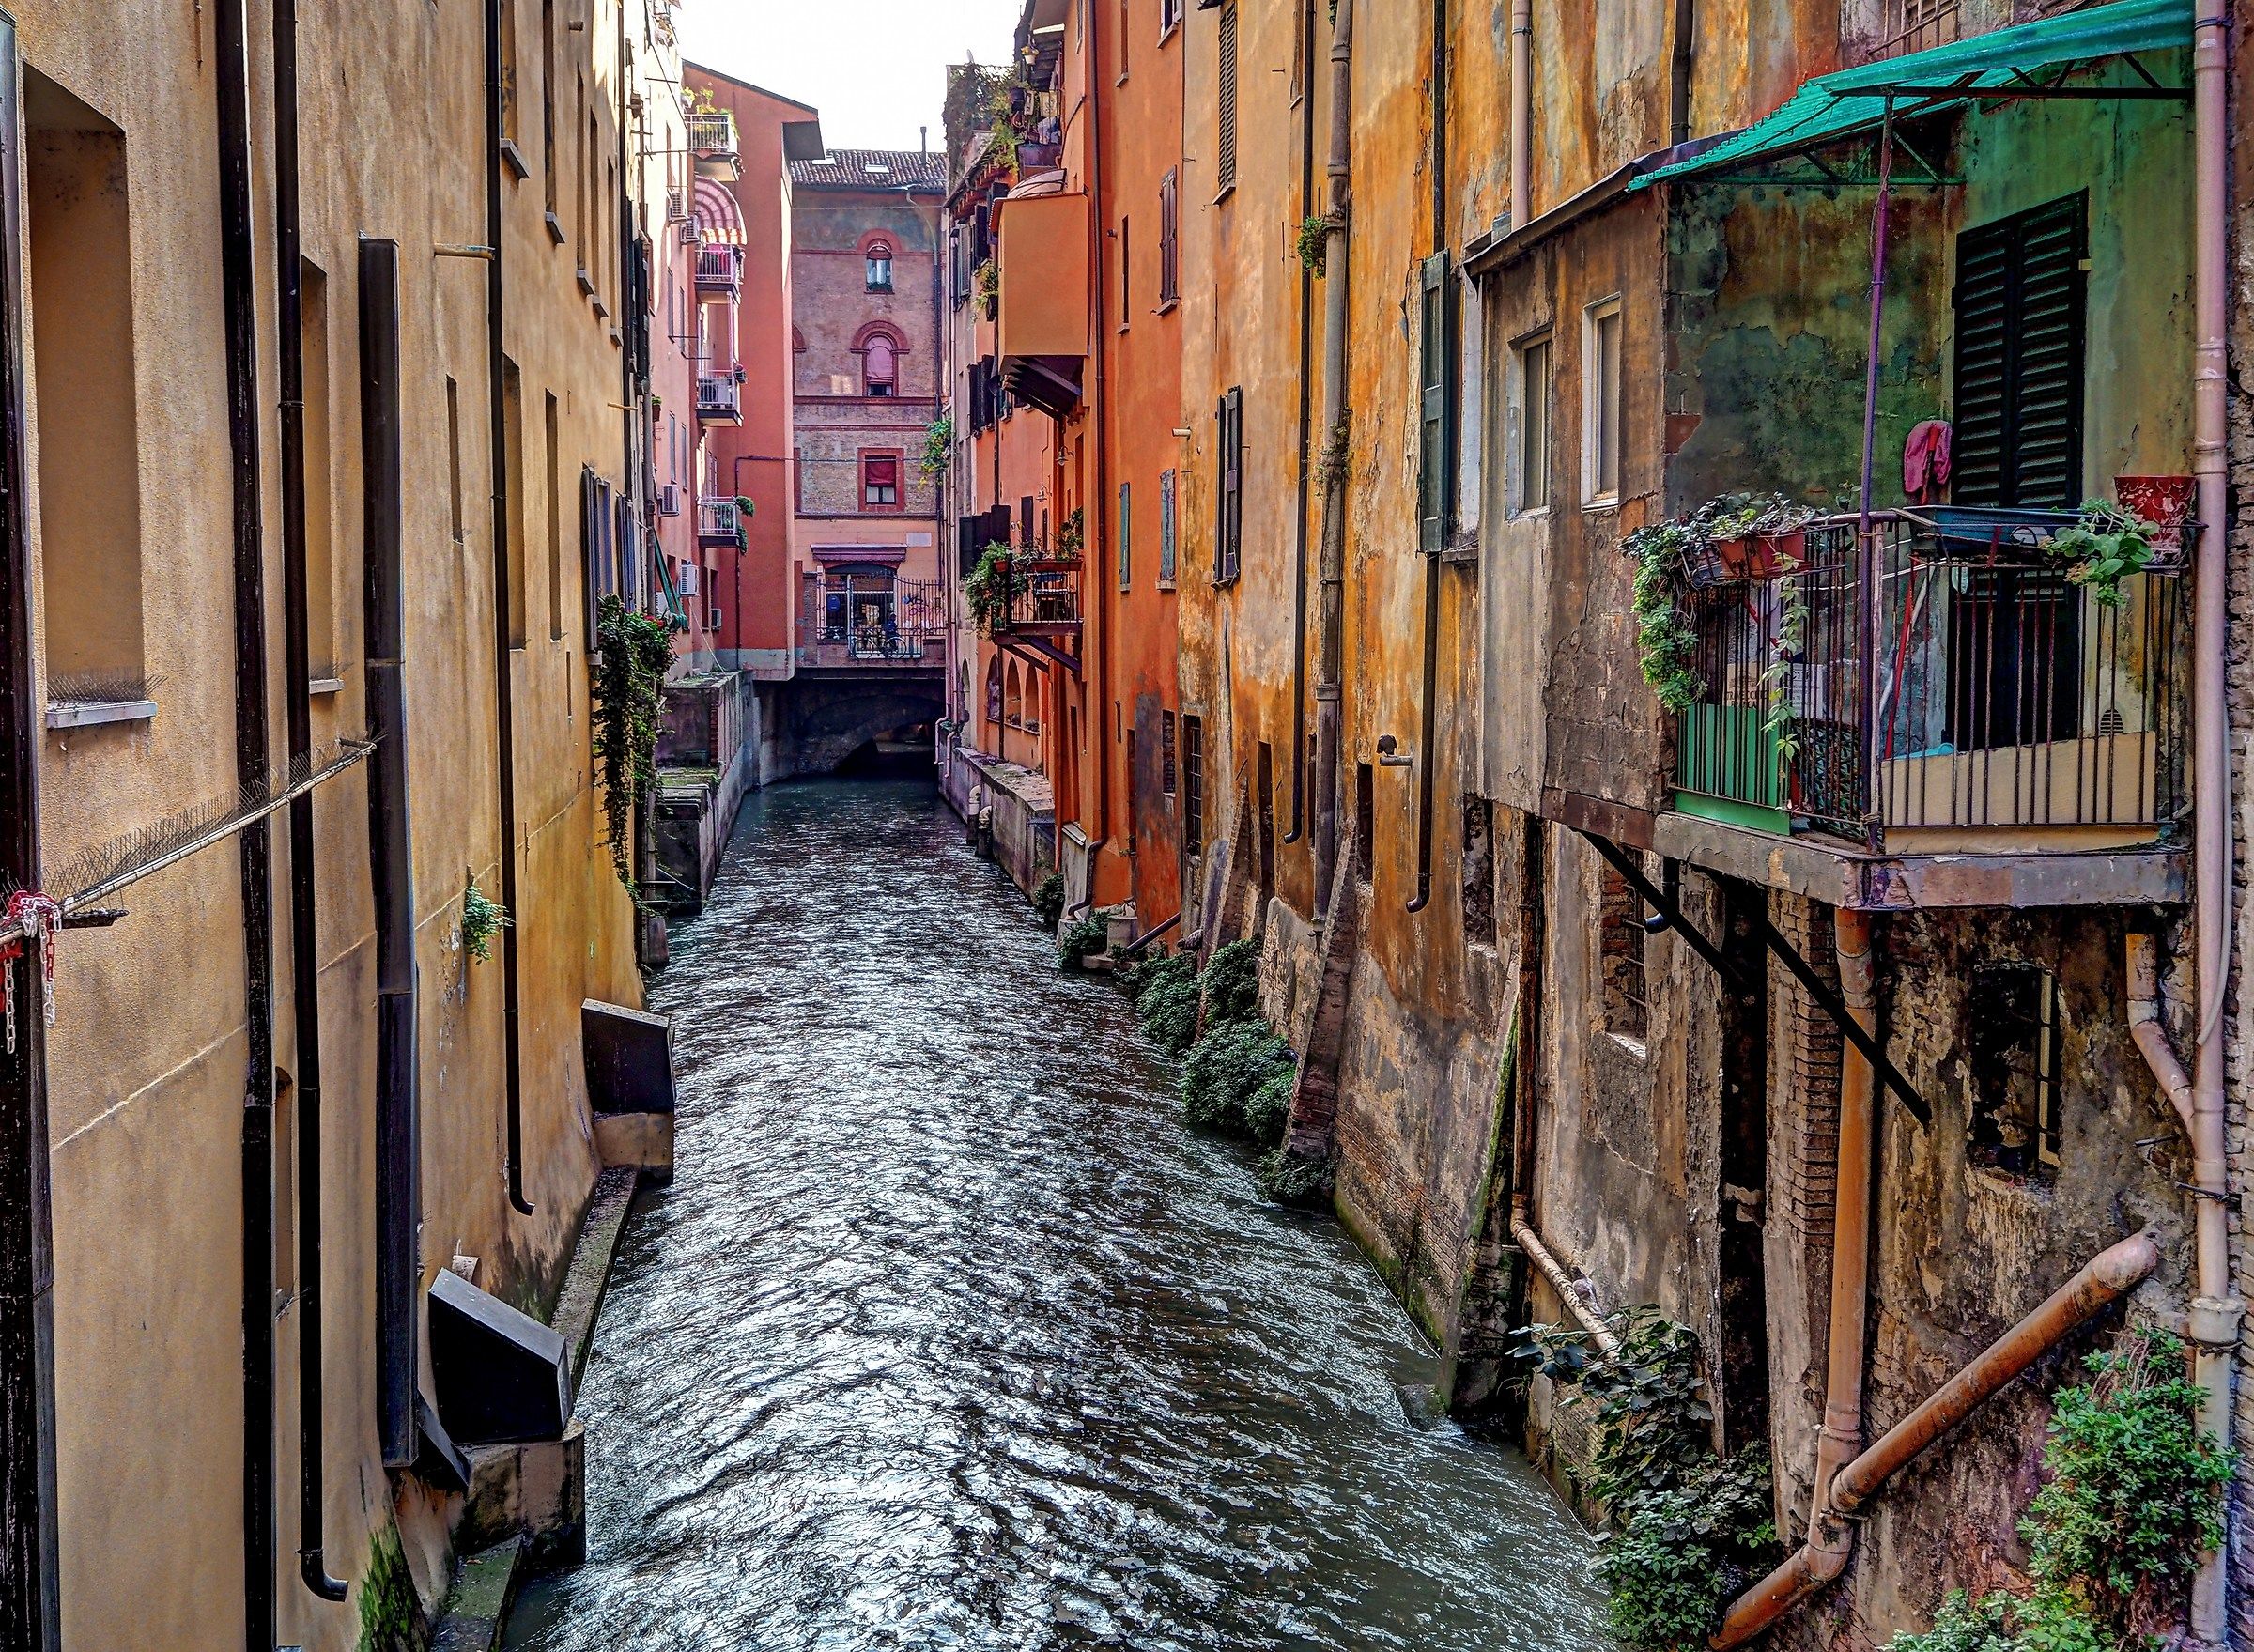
[1709, 531, 1803, 582]
[2114, 474, 2196, 550]
[1015, 142, 1061, 172]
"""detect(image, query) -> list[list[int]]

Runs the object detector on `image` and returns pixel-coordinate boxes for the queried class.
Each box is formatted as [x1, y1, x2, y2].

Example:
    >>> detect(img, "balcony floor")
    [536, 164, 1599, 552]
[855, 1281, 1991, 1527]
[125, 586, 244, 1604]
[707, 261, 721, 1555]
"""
[1651, 807, 2186, 911]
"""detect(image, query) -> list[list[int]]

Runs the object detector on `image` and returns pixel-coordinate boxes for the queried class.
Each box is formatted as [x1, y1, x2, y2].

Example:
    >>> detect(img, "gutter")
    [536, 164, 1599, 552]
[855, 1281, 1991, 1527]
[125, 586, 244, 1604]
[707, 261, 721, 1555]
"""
[270, 0, 349, 1601]
[1309, 0, 1356, 917]
[1463, 135, 1732, 280]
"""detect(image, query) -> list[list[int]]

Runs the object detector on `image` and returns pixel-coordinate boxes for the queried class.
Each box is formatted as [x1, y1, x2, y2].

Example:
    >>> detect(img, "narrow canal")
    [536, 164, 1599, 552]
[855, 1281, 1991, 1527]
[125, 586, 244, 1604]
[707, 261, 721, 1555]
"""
[505, 777, 1612, 1651]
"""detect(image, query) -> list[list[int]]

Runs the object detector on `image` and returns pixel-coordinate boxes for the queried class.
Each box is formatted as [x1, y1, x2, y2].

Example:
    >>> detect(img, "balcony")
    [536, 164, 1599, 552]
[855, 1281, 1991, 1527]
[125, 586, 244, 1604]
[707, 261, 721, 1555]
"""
[695, 245, 741, 296]
[991, 557, 1083, 638]
[687, 110, 741, 180]
[995, 190, 1090, 418]
[695, 373, 742, 425]
[800, 578, 945, 671]
[697, 497, 744, 544]
[1661, 511, 2188, 904]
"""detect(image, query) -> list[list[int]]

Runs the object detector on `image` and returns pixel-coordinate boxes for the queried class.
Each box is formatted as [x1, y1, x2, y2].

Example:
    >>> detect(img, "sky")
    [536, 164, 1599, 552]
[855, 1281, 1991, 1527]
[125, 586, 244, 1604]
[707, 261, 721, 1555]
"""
[679, 0, 1027, 157]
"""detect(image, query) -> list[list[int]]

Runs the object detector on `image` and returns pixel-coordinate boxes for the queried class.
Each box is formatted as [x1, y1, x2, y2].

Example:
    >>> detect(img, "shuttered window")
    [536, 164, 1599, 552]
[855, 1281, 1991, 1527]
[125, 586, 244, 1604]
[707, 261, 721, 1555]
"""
[1214, 387, 1243, 581]
[1952, 191, 2087, 509]
[1418, 252, 1458, 553]
[1158, 169, 1180, 303]
[1216, 1, 1238, 194]
[1182, 713, 1206, 860]
[1119, 481, 1133, 590]
[1158, 468, 1178, 585]
[1162, 709, 1178, 795]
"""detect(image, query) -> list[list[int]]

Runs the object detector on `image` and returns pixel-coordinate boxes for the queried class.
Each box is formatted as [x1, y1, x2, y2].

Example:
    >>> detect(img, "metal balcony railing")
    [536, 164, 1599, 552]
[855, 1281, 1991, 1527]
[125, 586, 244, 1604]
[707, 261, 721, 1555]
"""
[993, 557, 1082, 637]
[697, 497, 741, 541]
[1671, 511, 2188, 849]
[687, 111, 738, 160]
[696, 246, 741, 291]
[695, 374, 742, 422]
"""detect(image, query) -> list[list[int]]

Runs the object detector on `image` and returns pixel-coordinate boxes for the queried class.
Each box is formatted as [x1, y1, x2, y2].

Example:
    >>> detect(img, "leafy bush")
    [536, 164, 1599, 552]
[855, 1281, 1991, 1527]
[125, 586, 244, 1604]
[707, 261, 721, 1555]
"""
[460, 873, 511, 964]
[1057, 910, 1109, 971]
[1199, 937, 1263, 1026]
[1031, 872, 1065, 932]
[1886, 1589, 2110, 1652]
[591, 594, 678, 890]
[963, 543, 1024, 633]
[1243, 1066, 1296, 1145]
[1119, 948, 1191, 1004]
[1180, 1019, 1295, 1142]
[1258, 1146, 1331, 1207]
[1138, 969, 1202, 1056]
[1597, 1450, 1776, 1651]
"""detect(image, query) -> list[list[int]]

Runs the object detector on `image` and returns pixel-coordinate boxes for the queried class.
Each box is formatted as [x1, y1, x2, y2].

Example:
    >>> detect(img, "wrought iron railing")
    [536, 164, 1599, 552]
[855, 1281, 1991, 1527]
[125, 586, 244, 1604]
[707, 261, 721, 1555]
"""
[994, 557, 1082, 635]
[697, 497, 741, 541]
[1673, 511, 2188, 848]
[687, 111, 738, 157]
[696, 246, 740, 289]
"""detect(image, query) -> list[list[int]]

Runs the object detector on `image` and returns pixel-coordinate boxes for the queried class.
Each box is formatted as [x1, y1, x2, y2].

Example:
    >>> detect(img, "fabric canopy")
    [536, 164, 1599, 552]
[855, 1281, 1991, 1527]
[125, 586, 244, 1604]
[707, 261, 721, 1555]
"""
[694, 176, 746, 247]
[1635, 0, 2191, 188]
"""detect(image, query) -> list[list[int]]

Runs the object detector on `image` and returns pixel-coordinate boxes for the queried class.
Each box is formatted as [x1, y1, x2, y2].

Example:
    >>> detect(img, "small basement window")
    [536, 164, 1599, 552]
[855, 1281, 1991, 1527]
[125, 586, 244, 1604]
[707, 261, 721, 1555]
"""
[1598, 864, 1648, 1048]
[1968, 962, 2061, 1178]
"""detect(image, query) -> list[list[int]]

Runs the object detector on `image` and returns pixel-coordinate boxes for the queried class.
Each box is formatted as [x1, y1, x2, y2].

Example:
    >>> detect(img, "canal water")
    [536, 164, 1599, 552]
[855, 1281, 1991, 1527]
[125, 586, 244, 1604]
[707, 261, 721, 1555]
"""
[504, 777, 1612, 1652]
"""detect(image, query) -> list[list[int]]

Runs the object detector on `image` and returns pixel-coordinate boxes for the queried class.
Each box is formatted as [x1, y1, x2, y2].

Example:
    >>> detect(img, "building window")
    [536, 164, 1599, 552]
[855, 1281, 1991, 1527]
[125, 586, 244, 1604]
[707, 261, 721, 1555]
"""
[1354, 762, 1374, 884]
[1161, 0, 1183, 38]
[1968, 963, 2062, 1177]
[542, 0, 558, 218]
[862, 453, 901, 509]
[1119, 481, 1133, 590]
[1598, 863, 1648, 1049]
[1461, 796, 1496, 948]
[1158, 169, 1181, 304]
[1215, 1, 1239, 194]
[1214, 388, 1243, 581]
[1512, 331, 1552, 515]
[865, 239, 894, 292]
[1952, 192, 2087, 510]
[1418, 252, 1458, 553]
[986, 656, 1004, 724]
[863, 332, 898, 396]
[1158, 468, 1178, 585]
[1290, 0, 1307, 103]
[1119, 215, 1131, 322]
[1582, 296, 1622, 507]
[1161, 710, 1178, 795]
[1181, 714, 1206, 861]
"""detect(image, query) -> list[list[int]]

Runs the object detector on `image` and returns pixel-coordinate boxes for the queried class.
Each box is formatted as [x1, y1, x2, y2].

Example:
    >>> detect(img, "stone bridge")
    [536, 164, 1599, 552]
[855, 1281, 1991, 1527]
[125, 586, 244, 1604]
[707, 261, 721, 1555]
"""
[778, 667, 947, 775]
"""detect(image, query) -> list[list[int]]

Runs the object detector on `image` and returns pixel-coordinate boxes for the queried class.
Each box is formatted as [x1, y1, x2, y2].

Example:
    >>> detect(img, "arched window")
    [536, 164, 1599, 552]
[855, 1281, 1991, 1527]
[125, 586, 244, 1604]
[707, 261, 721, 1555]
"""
[863, 335, 897, 396]
[865, 239, 894, 292]
[1004, 661, 1023, 727]
[985, 656, 1004, 723]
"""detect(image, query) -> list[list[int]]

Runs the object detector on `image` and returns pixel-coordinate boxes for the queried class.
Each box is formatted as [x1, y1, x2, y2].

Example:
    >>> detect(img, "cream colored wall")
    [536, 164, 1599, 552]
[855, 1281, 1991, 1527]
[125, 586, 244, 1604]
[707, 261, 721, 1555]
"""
[16, 0, 654, 1644]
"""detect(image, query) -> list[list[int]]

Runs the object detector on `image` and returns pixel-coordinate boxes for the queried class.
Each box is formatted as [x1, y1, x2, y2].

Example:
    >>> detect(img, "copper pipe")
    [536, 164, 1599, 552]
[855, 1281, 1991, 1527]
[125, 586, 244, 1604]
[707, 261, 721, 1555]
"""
[1714, 1231, 2159, 1648]
[2125, 934, 2196, 1137]
[1510, 1212, 1622, 1358]
[1813, 909, 1876, 1515]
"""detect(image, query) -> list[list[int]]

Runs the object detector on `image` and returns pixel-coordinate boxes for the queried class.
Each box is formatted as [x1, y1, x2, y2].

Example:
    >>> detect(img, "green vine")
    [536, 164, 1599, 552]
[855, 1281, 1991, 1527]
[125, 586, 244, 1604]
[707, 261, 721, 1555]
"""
[460, 872, 512, 964]
[591, 594, 677, 891]
[1758, 579, 1810, 776]
[1622, 524, 1706, 713]
[2046, 501, 2159, 610]
[1055, 507, 1085, 559]
[920, 413, 954, 483]
[1513, 1308, 1777, 1650]
[963, 542, 1025, 634]
[1297, 214, 1334, 277]
[1887, 1328, 2232, 1652]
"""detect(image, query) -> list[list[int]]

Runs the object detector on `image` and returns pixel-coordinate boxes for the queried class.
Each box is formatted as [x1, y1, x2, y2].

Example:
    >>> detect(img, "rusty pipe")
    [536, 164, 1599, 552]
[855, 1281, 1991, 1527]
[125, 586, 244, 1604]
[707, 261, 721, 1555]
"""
[1714, 1231, 2160, 1648]
[1309, 0, 1355, 918]
[2125, 934, 2196, 1138]
[1510, 1210, 1622, 1358]
[1509, 0, 1530, 226]
[1814, 909, 1877, 1516]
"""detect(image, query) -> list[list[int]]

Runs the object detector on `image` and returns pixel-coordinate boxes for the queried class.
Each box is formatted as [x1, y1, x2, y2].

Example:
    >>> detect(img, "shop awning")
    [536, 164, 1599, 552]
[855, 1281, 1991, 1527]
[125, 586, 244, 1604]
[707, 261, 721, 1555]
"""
[694, 177, 746, 247]
[1635, 0, 2191, 189]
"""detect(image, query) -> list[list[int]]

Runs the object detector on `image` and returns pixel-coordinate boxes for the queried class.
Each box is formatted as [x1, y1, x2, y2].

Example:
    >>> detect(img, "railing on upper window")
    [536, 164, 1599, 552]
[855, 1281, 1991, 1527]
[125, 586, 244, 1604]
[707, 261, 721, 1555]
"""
[696, 497, 741, 542]
[695, 246, 741, 291]
[687, 111, 738, 157]
[695, 374, 742, 422]
[993, 557, 1083, 637]
[1862, 0, 1960, 60]
[1671, 511, 2189, 851]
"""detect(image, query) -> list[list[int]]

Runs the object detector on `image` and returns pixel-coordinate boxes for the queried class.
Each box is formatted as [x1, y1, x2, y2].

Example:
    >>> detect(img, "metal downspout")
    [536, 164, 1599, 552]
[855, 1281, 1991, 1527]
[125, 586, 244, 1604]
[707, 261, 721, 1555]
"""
[1089, 5, 1111, 884]
[1509, 0, 1530, 228]
[2187, 11, 2241, 1640]
[213, 0, 279, 1638]
[270, 0, 348, 1602]
[486, 0, 533, 1216]
[1285, 0, 1318, 849]
[1406, 0, 1447, 916]
[1310, 0, 1355, 919]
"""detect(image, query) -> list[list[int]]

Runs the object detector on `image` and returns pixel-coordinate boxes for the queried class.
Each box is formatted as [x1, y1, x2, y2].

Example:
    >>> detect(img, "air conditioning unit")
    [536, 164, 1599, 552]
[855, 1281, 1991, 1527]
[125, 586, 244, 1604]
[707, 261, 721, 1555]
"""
[678, 561, 700, 595]
[656, 483, 681, 517]
[665, 188, 688, 224]
[707, 606, 723, 631]
[678, 221, 699, 246]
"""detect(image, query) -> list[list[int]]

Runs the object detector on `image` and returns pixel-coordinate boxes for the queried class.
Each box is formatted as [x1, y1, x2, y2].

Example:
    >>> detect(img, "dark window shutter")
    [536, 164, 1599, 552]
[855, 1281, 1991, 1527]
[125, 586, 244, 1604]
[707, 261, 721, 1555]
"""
[1418, 252, 1456, 553]
[1216, 387, 1243, 580]
[1216, 2, 1239, 193]
[1952, 191, 2087, 510]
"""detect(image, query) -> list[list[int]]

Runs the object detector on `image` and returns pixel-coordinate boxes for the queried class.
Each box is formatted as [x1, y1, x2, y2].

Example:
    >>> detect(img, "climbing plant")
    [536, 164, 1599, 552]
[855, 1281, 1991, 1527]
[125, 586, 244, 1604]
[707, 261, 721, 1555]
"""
[460, 872, 511, 964]
[591, 594, 677, 891]
[964, 542, 1025, 634]
[1297, 214, 1333, 277]
[1512, 1307, 1777, 1651]
[1620, 522, 1706, 714]
[920, 413, 954, 483]
[1888, 1328, 2232, 1652]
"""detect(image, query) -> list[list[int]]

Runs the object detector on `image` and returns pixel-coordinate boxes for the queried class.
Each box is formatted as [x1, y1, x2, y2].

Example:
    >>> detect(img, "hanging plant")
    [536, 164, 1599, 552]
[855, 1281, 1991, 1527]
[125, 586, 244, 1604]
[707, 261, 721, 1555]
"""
[1621, 522, 1706, 714]
[591, 594, 677, 890]
[1055, 507, 1085, 559]
[975, 257, 1000, 314]
[1297, 214, 1335, 277]
[2045, 500, 2160, 610]
[920, 413, 954, 483]
[460, 872, 511, 964]
[1757, 579, 1810, 780]
[963, 542, 1025, 634]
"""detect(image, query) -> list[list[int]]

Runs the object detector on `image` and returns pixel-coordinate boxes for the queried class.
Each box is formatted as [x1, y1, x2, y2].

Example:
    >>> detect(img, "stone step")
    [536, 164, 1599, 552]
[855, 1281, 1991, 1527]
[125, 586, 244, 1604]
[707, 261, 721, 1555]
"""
[549, 1165, 640, 1389]
[430, 1536, 526, 1652]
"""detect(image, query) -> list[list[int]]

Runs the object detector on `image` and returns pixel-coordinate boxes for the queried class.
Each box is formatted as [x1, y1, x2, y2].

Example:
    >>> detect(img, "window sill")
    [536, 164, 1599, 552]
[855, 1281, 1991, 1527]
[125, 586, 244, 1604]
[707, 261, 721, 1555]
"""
[499, 139, 530, 180]
[591, 293, 609, 319]
[46, 698, 155, 731]
[546, 212, 566, 246]
[1604, 1029, 1649, 1062]
[309, 677, 345, 696]
[577, 269, 596, 298]
[1582, 495, 1621, 515]
[1211, 574, 1239, 589]
[1154, 297, 1179, 315]
[1158, 22, 1180, 45]
[1212, 183, 1236, 206]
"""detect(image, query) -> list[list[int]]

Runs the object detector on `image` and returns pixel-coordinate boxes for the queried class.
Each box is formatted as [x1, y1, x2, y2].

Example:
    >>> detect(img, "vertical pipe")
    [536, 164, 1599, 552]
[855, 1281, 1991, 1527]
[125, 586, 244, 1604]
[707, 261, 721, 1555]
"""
[1855, 100, 1896, 853]
[1509, 0, 1530, 228]
[270, 0, 349, 1602]
[213, 0, 278, 1637]
[486, 0, 534, 1216]
[1406, 0, 1446, 916]
[1814, 909, 1876, 1517]
[2186, 11, 2238, 1636]
[1088, 0, 1111, 875]
[1310, 0, 1355, 917]
[0, 16, 59, 1643]
[360, 239, 419, 1469]
[1284, 0, 1317, 848]
[1669, 0, 1694, 148]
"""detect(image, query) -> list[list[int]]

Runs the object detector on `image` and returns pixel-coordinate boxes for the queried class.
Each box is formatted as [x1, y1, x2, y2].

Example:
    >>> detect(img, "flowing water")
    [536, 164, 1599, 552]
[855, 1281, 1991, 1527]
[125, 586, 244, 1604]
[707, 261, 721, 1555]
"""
[504, 777, 1612, 1652]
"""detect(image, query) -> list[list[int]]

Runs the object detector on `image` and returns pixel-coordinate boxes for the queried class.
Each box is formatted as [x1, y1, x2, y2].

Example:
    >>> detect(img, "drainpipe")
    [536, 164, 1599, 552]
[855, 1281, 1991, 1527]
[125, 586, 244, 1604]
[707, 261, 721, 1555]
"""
[1285, 0, 1317, 849]
[485, 0, 534, 1216]
[1509, 1215, 1621, 1356]
[1715, 1231, 2160, 1647]
[1406, 0, 1448, 917]
[1089, 5, 1112, 887]
[213, 0, 279, 1638]
[2185, 14, 2241, 1640]
[1310, 0, 1355, 918]
[271, 0, 349, 1603]
[1509, 0, 1530, 227]
[1669, 0, 1694, 148]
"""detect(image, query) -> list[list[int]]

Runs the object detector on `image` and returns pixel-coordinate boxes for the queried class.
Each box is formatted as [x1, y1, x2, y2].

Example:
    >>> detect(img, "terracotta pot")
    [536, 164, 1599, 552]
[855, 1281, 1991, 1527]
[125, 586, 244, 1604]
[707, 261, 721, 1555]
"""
[2114, 474, 2196, 549]
[1714, 531, 1805, 581]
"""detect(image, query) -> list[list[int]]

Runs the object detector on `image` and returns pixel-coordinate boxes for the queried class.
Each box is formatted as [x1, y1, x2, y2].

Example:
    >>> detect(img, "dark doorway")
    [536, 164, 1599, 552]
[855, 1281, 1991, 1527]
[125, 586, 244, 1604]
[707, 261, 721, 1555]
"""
[1716, 875, 1771, 1457]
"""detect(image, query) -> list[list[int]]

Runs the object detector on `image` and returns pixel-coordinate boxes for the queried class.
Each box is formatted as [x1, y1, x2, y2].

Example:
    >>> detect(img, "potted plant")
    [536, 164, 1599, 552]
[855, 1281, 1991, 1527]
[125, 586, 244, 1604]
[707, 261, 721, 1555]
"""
[2046, 500, 2162, 608]
[2113, 474, 2196, 554]
[1705, 494, 1821, 583]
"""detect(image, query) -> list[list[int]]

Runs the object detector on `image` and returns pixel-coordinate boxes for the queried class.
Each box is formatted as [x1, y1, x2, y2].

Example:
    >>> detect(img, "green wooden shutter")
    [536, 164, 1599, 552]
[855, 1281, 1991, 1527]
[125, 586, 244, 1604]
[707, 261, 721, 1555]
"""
[1952, 191, 2087, 509]
[1418, 252, 1457, 553]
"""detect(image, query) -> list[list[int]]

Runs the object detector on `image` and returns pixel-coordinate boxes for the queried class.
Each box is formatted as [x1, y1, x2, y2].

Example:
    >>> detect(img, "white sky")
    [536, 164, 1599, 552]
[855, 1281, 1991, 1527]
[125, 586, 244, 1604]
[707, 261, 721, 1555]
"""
[679, 0, 1027, 157]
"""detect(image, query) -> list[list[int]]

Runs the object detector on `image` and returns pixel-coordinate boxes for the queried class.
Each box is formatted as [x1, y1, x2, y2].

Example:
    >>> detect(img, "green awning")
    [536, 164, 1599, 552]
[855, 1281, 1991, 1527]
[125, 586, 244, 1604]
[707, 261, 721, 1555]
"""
[1634, 0, 2191, 188]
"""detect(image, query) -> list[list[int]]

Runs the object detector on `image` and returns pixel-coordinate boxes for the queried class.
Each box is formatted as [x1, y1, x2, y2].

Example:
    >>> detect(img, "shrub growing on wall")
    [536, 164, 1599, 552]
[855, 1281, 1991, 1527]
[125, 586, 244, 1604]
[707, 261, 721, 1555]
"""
[1031, 871, 1065, 932]
[1198, 937, 1262, 1026]
[591, 594, 676, 891]
[1057, 909, 1109, 971]
[1180, 1019, 1294, 1143]
[1123, 951, 1200, 1055]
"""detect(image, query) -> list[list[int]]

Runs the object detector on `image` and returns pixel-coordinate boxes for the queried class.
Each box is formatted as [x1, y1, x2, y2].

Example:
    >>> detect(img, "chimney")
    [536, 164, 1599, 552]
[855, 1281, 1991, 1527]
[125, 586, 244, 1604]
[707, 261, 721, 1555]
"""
[920, 125, 929, 153]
